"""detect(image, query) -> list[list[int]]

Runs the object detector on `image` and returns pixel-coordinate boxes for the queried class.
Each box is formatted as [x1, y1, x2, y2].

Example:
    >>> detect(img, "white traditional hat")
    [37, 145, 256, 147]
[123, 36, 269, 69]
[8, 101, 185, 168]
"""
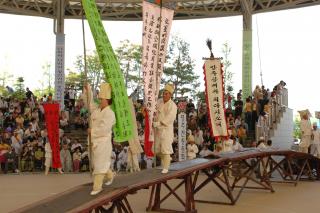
[164, 83, 174, 94]
[259, 136, 265, 141]
[187, 135, 195, 142]
[98, 83, 112, 99]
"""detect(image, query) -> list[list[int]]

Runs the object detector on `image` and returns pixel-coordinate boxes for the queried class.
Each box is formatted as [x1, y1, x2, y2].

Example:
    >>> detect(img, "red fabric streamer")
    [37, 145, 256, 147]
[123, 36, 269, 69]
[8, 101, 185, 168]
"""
[43, 103, 62, 168]
[144, 110, 154, 157]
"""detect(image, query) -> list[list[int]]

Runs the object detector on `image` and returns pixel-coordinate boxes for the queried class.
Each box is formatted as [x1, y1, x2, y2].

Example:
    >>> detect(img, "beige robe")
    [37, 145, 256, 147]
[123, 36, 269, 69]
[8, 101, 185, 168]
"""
[299, 119, 312, 149]
[187, 144, 199, 160]
[154, 99, 177, 155]
[83, 88, 115, 175]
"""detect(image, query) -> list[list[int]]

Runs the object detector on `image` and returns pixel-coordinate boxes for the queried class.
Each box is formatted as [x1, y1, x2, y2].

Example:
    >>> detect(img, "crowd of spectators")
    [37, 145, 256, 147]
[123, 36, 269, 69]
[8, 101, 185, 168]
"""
[0, 80, 287, 174]
[0, 88, 90, 174]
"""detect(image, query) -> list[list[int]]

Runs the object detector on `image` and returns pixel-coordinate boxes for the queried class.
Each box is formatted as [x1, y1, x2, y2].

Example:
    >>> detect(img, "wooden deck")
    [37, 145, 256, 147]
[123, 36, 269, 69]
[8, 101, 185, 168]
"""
[14, 149, 320, 213]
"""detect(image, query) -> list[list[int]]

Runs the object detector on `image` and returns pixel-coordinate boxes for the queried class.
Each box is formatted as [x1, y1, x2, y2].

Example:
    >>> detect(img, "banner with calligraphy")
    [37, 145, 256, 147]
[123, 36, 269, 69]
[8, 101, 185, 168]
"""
[54, 33, 65, 111]
[178, 101, 187, 161]
[43, 103, 62, 168]
[142, 0, 174, 157]
[82, 0, 134, 142]
[204, 59, 228, 139]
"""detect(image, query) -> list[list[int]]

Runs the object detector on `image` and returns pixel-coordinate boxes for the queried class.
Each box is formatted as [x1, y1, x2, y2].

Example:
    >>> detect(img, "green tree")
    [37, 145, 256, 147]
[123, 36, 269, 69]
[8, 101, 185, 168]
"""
[0, 70, 13, 88]
[12, 77, 25, 100]
[162, 35, 200, 99]
[221, 42, 234, 95]
[41, 62, 54, 94]
[65, 70, 83, 91]
[293, 115, 301, 139]
[115, 40, 143, 98]
[74, 50, 103, 93]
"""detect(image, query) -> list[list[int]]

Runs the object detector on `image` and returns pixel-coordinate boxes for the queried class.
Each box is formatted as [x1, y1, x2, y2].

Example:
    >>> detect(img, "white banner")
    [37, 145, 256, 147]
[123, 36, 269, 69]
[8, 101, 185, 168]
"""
[54, 33, 65, 110]
[178, 112, 187, 161]
[142, 1, 174, 143]
[204, 59, 228, 137]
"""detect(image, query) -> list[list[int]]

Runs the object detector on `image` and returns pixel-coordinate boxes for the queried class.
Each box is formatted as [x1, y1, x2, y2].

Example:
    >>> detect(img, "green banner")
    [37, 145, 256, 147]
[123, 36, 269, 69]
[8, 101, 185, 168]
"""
[82, 0, 133, 142]
[242, 30, 252, 101]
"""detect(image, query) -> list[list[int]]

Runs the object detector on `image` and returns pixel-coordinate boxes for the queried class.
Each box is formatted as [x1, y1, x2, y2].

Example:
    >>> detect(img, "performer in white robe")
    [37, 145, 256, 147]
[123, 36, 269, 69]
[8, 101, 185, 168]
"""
[153, 84, 177, 174]
[83, 83, 115, 195]
[311, 122, 320, 158]
[299, 113, 312, 153]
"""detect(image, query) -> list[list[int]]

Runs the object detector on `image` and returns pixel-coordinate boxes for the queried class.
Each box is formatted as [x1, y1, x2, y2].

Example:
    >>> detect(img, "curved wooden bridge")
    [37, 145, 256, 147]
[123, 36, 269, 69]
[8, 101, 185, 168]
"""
[14, 149, 320, 213]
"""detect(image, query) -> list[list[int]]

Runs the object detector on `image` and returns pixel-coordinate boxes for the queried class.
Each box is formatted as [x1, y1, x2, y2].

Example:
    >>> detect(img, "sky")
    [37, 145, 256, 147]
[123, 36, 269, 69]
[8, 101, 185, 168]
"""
[0, 5, 320, 115]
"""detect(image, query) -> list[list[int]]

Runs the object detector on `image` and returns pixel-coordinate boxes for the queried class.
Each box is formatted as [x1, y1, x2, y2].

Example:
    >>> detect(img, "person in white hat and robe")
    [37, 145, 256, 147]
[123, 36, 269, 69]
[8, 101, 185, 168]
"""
[311, 122, 320, 158]
[299, 113, 312, 153]
[153, 83, 177, 174]
[83, 83, 116, 195]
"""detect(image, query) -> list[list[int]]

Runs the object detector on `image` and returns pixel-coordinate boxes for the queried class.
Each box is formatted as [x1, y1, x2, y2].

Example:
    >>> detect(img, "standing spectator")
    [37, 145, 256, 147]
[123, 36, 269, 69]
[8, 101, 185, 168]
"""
[11, 130, 23, 156]
[15, 113, 24, 128]
[0, 140, 10, 172]
[244, 98, 252, 130]
[68, 85, 76, 111]
[25, 87, 34, 100]
[234, 96, 243, 118]
[299, 112, 312, 153]
[72, 148, 82, 172]
[80, 147, 89, 171]
[186, 99, 195, 115]
[237, 125, 247, 145]
[311, 123, 320, 158]
[60, 143, 72, 172]
[187, 135, 198, 160]
[117, 147, 128, 172]
[194, 128, 204, 147]
[34, 147, 44, 170]
[4, 146, 18, 173]
[59, 111, 69, 129]
[20, 146, 34, 172]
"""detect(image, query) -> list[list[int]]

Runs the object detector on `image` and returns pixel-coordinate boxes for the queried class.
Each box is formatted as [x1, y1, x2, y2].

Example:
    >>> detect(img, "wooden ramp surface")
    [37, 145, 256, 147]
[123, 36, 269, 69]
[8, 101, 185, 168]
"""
[14, 150, 320, 213]
[15, 158, 223, 213]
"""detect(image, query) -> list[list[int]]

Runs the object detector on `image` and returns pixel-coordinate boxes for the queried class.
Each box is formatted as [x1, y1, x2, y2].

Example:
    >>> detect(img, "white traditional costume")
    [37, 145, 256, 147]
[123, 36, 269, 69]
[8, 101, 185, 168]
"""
[153, 84, 177, 173]
[311, 123, 320, 158]
[299, 111, 312, 153]
[83, 83, 115, 195]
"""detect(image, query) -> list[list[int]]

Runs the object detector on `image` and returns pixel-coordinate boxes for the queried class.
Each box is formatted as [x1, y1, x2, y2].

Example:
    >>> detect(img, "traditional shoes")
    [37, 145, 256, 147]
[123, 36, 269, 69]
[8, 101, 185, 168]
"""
[90, 189, 102, 196]
[105, 172, 116, 186]
[161, 169, 169, 174]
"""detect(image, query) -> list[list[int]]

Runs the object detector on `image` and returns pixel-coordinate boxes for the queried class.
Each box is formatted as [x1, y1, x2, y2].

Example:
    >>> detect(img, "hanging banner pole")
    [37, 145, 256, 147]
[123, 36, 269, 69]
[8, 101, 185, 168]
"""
[82, 0, 134, 142]
[203, 59, 228, 140]
[142, 0, 174, 163]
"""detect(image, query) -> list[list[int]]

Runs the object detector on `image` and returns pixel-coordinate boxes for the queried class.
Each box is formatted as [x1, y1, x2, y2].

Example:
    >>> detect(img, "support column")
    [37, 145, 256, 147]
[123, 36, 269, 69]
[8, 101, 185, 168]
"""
[241, 0, 253, 100]
[54, 0, 65, 110]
